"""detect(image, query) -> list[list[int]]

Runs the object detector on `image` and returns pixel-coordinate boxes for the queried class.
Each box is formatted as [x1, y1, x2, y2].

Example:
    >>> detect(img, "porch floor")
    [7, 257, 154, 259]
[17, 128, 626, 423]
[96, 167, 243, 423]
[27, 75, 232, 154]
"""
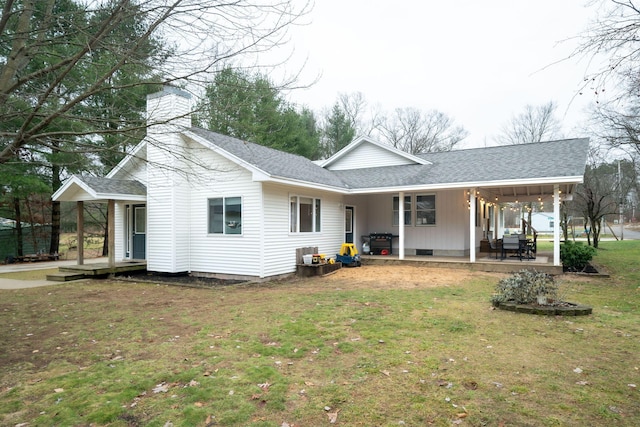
[361, 251, 562, 274]
[57, 261, 147, 277]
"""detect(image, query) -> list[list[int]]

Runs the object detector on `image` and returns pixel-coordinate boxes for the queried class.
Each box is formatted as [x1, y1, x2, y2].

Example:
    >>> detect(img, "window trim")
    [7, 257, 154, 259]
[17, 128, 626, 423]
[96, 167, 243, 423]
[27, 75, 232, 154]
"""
[416, 194, 436, 226]
[392, 195, 412, 227]
[208, 196, 243, 235]
[290, 194, 322, 233]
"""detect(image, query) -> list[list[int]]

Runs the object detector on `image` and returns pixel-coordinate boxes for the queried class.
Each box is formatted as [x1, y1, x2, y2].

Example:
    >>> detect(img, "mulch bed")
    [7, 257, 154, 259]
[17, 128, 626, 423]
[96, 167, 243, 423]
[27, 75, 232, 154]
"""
[118, 271, 247, 288]
[492, 300, 593, 316]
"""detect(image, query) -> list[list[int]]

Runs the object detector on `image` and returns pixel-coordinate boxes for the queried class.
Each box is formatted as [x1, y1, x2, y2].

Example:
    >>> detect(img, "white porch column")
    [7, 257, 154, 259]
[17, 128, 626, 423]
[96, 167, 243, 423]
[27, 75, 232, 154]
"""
[108, 199, 116, 269]
[399, 191, 405, 260]
[493, 203, 499, 240]
[553, 184, 561, 266]
[77, 201, 84, 265]
[469, 188, 476, 262]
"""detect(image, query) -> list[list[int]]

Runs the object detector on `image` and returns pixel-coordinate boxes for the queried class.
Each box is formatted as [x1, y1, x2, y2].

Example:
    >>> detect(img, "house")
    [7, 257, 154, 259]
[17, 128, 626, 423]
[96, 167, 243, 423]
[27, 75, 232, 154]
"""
[52, 87, 590, 279]
[530, 212, 556, 233]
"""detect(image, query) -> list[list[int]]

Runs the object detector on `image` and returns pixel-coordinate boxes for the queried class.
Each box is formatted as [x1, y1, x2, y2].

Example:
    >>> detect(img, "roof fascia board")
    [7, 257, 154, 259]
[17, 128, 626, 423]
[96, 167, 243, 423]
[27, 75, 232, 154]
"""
[106, 139, 147, 179]
[320, 136, 431, 168]
[256, 175, 349, 194]
[346, 175, 585, 195]
[52, 176, 98, 201]
[183, 131, 267, 177]
[94, 193, 147, 202]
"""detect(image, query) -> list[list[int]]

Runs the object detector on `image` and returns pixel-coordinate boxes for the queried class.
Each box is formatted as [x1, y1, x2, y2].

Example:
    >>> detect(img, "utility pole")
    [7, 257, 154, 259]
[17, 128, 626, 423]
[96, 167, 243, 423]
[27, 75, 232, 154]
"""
[619, 160, 624, 241]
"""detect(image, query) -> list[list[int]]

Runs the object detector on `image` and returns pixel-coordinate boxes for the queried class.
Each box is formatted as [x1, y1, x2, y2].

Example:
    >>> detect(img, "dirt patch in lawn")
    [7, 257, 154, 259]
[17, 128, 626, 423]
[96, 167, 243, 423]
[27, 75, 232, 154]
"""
[125, 265, 506, 291]
[317, 264, 505, 290]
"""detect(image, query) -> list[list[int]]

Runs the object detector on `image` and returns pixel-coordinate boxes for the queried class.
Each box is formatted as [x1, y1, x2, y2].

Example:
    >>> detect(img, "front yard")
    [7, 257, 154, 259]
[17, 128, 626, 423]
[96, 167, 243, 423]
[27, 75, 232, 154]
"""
[0, 241, 638, 426]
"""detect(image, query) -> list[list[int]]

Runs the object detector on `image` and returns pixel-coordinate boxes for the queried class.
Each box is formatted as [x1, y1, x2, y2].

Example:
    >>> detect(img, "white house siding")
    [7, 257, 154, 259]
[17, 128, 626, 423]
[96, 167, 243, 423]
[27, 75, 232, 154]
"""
[531, 212, 555, 233]
[326, 141, 416, 170]
[111, 153, 148, 184]
[114, 202, 125, 261]
[364, 190, 470, 256]
[185, 143, 262, 278]
[261, 183, 345, 277]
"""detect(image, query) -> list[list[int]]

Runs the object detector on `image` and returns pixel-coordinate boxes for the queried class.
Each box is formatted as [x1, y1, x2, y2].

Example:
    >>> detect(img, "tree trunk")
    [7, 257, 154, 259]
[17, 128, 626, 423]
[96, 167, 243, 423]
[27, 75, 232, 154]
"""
[24, 195, 38, 252]
[102, 209, 109, 256]
[13, 197, 23, 257]
[49, 157, 61, 254]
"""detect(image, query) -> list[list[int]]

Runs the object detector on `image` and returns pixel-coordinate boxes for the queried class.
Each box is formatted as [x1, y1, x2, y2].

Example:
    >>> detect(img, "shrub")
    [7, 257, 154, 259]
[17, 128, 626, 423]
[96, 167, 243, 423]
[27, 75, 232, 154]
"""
[561, 241, 596, 271]
[491, 270, 557, 305]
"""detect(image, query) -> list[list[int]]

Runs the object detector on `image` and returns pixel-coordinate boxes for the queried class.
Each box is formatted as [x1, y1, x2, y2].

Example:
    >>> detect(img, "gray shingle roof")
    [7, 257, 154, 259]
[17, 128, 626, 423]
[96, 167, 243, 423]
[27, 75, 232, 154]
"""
[331, 138, 589, 189]
[188, 128, 349, 188]
[187, 129, 589, 191]
[80, 176, 147, 196]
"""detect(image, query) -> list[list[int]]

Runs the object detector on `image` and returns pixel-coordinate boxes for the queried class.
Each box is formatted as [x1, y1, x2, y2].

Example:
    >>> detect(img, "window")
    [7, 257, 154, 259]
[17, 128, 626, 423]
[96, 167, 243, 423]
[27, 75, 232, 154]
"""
[290, 195, 321, 233]
[393, 195, 412, 226]
[134, 206, 146, 233]
[416, 194, 436, 225]
[549, 220, 554, 229]
[208, 197, 242, 234]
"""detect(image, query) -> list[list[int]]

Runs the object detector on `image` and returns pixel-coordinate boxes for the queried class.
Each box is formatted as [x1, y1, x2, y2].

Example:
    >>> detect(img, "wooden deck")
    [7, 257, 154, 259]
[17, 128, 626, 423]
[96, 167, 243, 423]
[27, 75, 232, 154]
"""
[47, 261, 147, 281]
[361, 251, 563, 275]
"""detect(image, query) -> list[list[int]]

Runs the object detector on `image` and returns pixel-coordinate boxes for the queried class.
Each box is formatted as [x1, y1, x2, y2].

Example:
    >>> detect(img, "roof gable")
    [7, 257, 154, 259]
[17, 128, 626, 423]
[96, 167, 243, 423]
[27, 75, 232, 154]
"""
[52, 176, 146, 202]
[321, 136, 430, 171]
[184, 128, 349, 191]
[331, 138, 590, 194]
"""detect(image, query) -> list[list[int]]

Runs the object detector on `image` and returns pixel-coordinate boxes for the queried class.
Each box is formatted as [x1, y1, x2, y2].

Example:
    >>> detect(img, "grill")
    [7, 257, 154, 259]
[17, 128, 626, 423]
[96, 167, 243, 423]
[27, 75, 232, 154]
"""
[368, 233, 394, 255]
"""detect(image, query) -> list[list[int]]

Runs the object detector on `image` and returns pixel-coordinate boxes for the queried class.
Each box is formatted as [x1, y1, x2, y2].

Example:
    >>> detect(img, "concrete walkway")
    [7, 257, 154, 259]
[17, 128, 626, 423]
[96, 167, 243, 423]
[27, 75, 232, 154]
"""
[0, 257, 107, 290]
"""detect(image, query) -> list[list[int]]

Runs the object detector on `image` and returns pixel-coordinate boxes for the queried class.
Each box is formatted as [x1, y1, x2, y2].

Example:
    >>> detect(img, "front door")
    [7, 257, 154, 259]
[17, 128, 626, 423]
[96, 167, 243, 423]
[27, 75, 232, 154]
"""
[345, 206, 354, 244]
[132, 205, 146, 260]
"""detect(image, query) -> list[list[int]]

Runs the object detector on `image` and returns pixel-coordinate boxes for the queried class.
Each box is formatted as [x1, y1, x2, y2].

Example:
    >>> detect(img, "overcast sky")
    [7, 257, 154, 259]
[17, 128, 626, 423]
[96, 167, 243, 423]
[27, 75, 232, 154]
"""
[284, 0, 602, 148]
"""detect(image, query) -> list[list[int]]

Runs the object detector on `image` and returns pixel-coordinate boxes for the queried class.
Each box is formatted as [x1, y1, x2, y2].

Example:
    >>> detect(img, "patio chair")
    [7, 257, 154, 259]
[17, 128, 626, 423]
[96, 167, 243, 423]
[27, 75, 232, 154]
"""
[526, 233, 537, 259]
[502, 235, 523, 260]
[487, 238, 501, 259]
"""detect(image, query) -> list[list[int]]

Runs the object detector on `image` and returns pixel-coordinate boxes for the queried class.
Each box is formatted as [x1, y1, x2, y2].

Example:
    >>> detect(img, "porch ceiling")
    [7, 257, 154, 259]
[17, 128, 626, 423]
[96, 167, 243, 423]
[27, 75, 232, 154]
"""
[479, 182, 575, 203]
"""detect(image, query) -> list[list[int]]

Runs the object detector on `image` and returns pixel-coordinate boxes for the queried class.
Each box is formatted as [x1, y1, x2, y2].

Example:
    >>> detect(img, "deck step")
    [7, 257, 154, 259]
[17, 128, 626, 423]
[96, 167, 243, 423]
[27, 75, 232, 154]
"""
[46, 272, 86, 282]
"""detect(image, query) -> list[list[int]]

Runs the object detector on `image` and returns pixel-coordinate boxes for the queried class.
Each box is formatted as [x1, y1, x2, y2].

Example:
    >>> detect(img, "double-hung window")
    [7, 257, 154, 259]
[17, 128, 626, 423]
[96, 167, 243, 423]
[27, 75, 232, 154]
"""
[393, 195, 412, 226]
[208, 197, 242, 235]
[416, 194, 436, 225]
[290, 195, 321, 233]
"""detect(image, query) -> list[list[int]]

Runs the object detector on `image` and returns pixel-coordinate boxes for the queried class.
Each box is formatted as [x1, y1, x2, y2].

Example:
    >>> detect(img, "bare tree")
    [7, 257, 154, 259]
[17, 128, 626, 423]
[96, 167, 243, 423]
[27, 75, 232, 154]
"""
[0, 0, 312, 165]
[571, 0, 640, 103]
[496, 102, 562, 145]
[376, 107, 468, 154]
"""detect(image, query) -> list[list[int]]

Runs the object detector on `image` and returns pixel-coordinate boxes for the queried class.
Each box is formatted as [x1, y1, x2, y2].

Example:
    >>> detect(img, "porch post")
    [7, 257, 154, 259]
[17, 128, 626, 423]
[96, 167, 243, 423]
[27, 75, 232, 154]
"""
[108, 199, 116, 268]
[493, 203, 499, 240]
[553, 184, 561, 266]
[399, 191, 405, 260]
[77, 201, 84, 265]
[469, 188, 476, 262]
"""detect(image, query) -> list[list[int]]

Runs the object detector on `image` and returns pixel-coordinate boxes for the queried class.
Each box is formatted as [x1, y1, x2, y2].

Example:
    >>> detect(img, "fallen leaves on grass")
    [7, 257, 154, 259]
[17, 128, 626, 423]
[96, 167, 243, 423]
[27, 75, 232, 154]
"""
[257, 382, 271, 391]
[153, 383, 170, 393]
[324, 407, 340, 424]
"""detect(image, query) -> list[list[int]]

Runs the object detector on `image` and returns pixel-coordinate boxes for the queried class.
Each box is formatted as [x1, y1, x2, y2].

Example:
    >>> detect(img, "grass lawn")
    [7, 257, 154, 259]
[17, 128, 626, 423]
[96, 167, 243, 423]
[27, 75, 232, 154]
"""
[1, 241, 638, 426]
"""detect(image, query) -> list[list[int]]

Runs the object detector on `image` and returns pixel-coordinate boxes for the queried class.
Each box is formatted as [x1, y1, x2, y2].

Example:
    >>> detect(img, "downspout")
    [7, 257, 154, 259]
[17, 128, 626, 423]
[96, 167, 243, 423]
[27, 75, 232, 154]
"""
[399, 191, 405, 260]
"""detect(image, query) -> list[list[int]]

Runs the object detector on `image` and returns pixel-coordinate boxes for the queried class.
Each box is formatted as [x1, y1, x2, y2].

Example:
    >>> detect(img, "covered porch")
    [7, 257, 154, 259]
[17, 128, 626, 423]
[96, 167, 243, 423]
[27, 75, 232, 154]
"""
[345, 181, 575, 270]
[51, 176, 147, 270]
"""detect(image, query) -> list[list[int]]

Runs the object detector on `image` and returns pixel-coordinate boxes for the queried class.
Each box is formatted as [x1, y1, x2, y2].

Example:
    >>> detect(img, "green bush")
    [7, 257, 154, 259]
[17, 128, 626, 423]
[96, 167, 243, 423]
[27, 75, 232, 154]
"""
[491, 270, 557, 305]
[561, 241, 596, 271]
